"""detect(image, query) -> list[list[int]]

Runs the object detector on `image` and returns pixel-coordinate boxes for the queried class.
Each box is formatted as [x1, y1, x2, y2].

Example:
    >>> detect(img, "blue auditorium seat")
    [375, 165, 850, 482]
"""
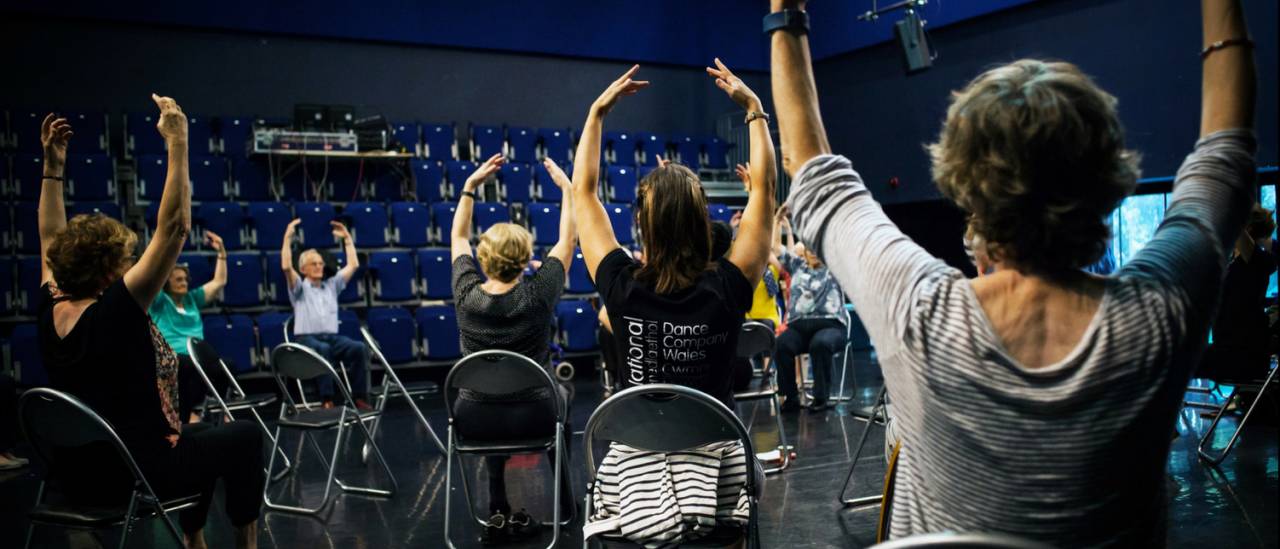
[195, 202, 247, 250]
[637, 132, 668, 167]
[203, 314, 257, 373]
[415, 248, 452, 300]
[445, 160, 475, 193]
[473, 202, 510, 234]
[221, 252, 265, 308]
[135, 154, 168, 202]
[126, 112, 166, 157]
[296, 203, 338, 248]
[639, 165, 658, 180]
[390, 202, 431, 247]
[566, 249, 594, 294]
[219, 116, 255, 157]
[256, 311, 291, 362]
[607, 165, 638, 203]
[17, 257, 41, 315]
[187, 115, 215, 156]
[178, 254, 214, 288]
[0, 257, 14, 316]
[702, 136, 730, 170]
[11, 324, 46, 386]
[368, 251, 416, 302]
[500, 162, 534, 203]
[369, 172, 407, 202]
[527, 202, 560, 246]
[411, 159, 449, 202]
[535, 161, 568, 202]
[11, 154, 43, 200]
[605, 203, 635, 244]
[231, 158, 273, 200]
[65, 154, 115, 200]
[262, 252, 290, 306]
[557, 299, 600, 352]
[11, 111, 106, 154]
[332, 254, 365, 305]
[11, 111, 48, 153]
[346, 202, 390, 248]
[423, 123, 457, 160]
[190, 156, 230, 201]
[430, 202, 458, 246]
[391, 121, 421, 156]
[67, 202, 122, 221]
[13, 209, 39, 254]
[471, 125, 504, 159]
[366, 307, 417, 364]
[0, 205, 9, 252]
[537, 128, 573, 164]
[507, 127, 538, 163]
[417, 305, 461, 361]
[671, 134, 701, 171]
[327, 166, 364, 203]
[604, 131, 635, 166]
[247, 202, 292, 250]
[337, 308, 362, 341]
[0, 155, 12, 199]
[708, 203, 734, 224]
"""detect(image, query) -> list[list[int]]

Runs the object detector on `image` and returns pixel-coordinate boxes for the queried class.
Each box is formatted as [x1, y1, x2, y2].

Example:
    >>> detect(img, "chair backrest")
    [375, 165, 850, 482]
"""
[583, 384, 755, 482]
[869, 533, 1056, 549]
[19, 388, 147, 482]
[443, 350, 564, 421]
[736, 321, 775, 359]
[270, 343, 339, 382]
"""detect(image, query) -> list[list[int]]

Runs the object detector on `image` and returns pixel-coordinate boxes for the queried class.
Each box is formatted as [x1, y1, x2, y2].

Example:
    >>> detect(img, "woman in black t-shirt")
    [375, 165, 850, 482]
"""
[448, 153, 578, 541]
[35, 98, 263, 549]
[572, 62, 777, 408]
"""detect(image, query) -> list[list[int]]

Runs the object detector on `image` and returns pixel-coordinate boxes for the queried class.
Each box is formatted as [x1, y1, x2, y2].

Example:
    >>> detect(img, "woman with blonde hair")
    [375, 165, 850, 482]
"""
[449, 152, 578, 542]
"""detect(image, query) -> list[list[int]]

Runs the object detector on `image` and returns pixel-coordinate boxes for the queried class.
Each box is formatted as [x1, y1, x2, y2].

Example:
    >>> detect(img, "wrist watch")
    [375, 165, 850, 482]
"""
[744, 111, 771, 124]
[763, 9, 809, 35]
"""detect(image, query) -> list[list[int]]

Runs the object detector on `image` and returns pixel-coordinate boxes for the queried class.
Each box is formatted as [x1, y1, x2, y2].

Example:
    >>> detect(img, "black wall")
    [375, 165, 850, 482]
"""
[812, 0, 1278, 204]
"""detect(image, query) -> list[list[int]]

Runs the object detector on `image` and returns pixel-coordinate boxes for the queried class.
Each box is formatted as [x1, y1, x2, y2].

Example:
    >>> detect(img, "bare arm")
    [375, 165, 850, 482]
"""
[281, 218, 301, 291]
[332, 222, 359, 283]
[769, 1, 830, 178]
[37, 114, 71, 286]
[543, 157, 577, 274]
[451, 154, 505, 262]
[574, 65, 650, 281]
[201, 230, 227, 300]
[1201, 0, 1255, 136]
[124, 94, 190, 309]
[710, 58, 776, 288]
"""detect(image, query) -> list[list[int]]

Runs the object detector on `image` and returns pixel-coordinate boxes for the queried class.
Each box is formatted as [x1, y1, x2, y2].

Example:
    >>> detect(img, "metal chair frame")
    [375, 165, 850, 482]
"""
[19, 388, 201, 549]
[442, 350, 570, 549]
[734, 321, 791, 474]
[282, 316, 358, 411]
[262, 343, 397, 516]
[358, 326, 447, 457]
[1197, 361, 1278, 465]
[582, 384, 761, 549]
[869, 532, 1056, 549]
[840, 386, 889, 507]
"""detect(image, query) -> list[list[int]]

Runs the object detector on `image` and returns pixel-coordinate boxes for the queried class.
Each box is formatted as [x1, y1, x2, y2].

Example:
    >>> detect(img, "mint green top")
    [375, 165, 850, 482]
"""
[148, 287, 206, 356]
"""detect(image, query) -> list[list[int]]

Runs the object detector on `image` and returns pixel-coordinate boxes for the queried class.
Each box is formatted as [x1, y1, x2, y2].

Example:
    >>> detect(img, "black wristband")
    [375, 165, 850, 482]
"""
[42, 175, 65, 182]
[460, 190, 479, 200]
[763, 9, 809, 35]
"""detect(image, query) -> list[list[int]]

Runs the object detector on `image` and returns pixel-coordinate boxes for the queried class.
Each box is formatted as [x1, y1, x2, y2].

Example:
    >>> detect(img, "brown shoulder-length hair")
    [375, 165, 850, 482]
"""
[929, 59, 1140, 273]
[46, 214, 139, 299]
[634, 163, 712, 294]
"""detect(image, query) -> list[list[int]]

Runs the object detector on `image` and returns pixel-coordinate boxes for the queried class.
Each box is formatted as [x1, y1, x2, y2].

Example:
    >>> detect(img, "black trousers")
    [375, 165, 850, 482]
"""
[0, 373, 16, 451]
[177, 354, 229, 423]
[774, 318, 845, 401]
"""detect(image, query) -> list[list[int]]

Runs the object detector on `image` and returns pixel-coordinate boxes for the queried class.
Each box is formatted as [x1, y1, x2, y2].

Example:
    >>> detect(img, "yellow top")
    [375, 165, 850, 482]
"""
[746, 264, 782, 325]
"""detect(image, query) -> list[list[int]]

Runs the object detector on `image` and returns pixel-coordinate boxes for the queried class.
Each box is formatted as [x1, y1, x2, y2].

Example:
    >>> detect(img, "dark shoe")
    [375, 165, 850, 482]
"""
[354, 398, 373, 412]
[321, 399, 335, 410]
[808, 399, 829, 413]
[780, 397, 801, 413]
[480, 513, 508, 545]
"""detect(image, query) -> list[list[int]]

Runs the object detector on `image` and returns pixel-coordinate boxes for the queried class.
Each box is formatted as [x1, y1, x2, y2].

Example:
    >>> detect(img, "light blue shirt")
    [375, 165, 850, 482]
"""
[289, 275, 347, 335]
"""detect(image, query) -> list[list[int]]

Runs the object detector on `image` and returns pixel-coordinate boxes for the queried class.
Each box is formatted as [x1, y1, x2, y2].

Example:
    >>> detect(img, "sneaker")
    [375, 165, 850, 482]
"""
[479, 513, 508, 545]
[780, 397, 801, 413]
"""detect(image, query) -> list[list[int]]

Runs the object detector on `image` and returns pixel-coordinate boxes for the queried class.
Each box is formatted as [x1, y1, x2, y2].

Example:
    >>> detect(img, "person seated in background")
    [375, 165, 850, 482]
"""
[731, 165, 785, 393]
[449, 153, 578, 543]
[37, 99, 262, 549]
[575, 61, 774, 546]
[150, 230, 228, 423]
[280, 218, 371, 410]
[771, 208, 846, 413]
[770, 0, 1256, 543]
[1198, 204, 1277, 383]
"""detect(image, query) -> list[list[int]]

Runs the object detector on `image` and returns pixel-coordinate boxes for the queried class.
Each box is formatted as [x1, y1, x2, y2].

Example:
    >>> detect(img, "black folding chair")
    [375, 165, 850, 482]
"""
[840, 386, 889, 507]
[733, 321, 792, 474]
[19, 388, 201, 549]
[442, 350, 570, 549]
[869, 532, 1055, 549]
[263, 343, 397, 516]
[186, 337, 292, 481]
[281, 316, 358, 411]
[583, 384, 762, 549]
[1198, 361, 1279, 465]
[358, 325, 447, 457]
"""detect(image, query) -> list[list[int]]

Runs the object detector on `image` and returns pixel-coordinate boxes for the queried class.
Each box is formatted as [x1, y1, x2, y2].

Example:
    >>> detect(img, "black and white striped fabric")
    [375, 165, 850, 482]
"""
[584, 441, 750, 548]
[787, 130, 1256, 547]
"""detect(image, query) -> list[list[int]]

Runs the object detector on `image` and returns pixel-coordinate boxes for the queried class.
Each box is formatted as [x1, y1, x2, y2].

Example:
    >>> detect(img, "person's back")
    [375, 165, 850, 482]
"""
[454, 254, 564, 366]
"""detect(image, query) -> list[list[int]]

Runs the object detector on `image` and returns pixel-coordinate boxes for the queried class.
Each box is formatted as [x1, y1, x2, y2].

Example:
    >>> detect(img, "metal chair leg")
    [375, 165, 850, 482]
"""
[1198, 365, 1278, 465]
[762, 392, 791, 474]
[116, 492, 140, 549]
[840, 386, 887, 507]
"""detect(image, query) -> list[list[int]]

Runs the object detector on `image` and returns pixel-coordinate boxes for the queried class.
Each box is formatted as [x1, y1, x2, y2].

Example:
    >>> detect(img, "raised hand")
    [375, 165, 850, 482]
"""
[730, 210, 743, 229]
[285, 218, 302, 237]
[204, 230, 224, 252]
[465, 153, 506, 192]
[706, 58, 761, 111]
[655, 155, 672, 169]
[330, 220, 351, 240]
[771, 0, 807, 11]
[151, 93, 188, 145]
[40, 114, 73, 170]
[734, 163, 751, 192]
[591, 65, 650, 117]
[542, 157, 572, 190]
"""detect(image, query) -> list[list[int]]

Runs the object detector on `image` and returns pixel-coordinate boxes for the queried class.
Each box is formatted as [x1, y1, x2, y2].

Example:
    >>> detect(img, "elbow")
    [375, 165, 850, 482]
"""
[157, 217, 191, 248]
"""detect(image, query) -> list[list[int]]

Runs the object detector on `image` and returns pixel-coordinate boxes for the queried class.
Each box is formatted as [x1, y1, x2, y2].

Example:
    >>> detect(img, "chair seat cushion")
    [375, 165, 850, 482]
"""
[279, 407, 378, 429]
[28, 493, 201, 528]
[454, 436, 556, 454]
[220, 393, 278, 411]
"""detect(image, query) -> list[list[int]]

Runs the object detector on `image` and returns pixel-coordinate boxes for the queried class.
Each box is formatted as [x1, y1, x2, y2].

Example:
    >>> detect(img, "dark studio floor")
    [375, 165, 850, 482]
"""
[1, 356, 1276, 549]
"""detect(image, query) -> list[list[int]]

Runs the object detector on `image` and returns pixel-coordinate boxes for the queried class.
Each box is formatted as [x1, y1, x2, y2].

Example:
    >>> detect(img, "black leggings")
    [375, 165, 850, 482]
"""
[0, 373, 16, 451]
[774, 318, 845, 401]
[177, 354, 229, 423]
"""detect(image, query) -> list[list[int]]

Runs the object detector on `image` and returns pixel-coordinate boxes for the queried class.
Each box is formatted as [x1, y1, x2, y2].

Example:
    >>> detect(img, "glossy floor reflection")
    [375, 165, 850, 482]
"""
[1, 359, 1275, 548]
